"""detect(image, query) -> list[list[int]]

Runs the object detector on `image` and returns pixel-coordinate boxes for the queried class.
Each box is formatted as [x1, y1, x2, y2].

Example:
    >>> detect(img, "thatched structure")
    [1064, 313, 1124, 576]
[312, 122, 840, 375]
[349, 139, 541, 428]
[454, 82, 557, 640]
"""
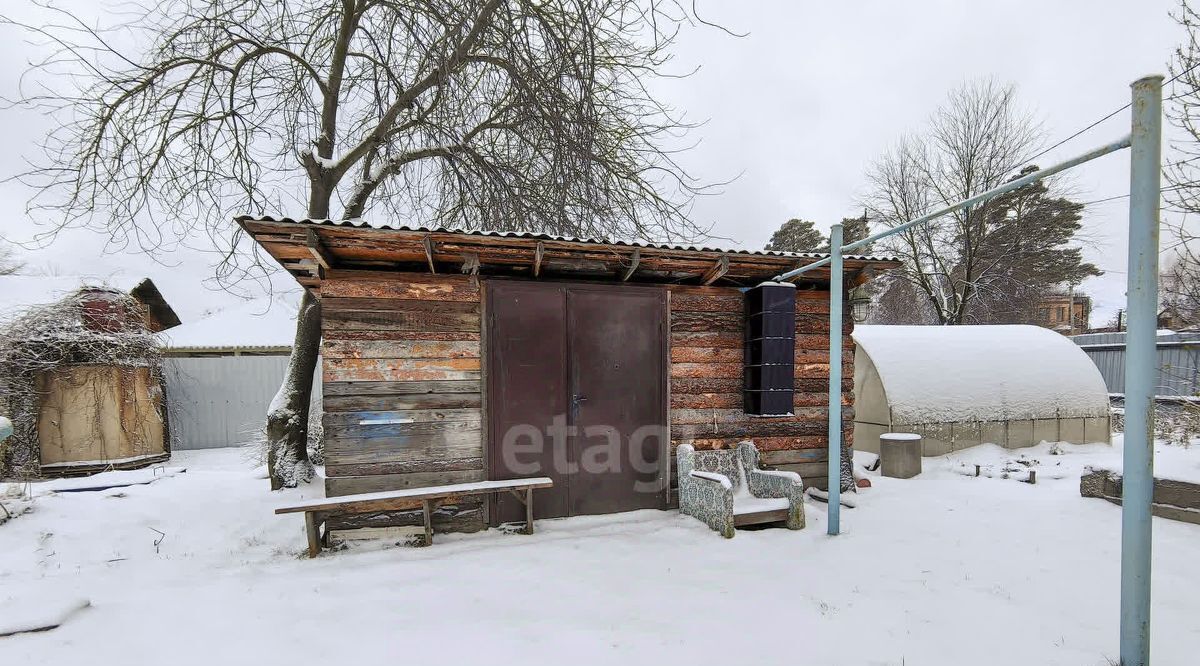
[0, 282, 176, 477]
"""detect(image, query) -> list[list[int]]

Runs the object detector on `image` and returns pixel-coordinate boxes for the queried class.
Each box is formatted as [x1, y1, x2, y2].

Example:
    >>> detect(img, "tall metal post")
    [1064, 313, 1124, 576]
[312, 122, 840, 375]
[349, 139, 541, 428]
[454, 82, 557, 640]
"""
[1120, 74, 1162, 666]
[827, 223, 844, 535]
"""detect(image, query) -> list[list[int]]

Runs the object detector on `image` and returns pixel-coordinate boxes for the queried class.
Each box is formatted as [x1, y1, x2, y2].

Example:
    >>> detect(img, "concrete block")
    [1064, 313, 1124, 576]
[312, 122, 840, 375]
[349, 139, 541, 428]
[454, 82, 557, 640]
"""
[979, 421, 1007, 446]
[1083, 416, 1112, 444]
[1006, 419, 1035, 448]
[1058, 418, 1086, 444]
[1032, 419, 1058, 446]
[950, 421, 981, 451]
[880, 433, 922, 479]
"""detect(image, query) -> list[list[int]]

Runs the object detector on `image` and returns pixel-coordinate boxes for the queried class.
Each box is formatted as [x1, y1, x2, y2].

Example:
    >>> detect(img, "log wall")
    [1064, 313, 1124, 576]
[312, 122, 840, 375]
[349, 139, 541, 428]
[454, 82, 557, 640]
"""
[319, 271, 854, 532]
[666, 284, 853, 487]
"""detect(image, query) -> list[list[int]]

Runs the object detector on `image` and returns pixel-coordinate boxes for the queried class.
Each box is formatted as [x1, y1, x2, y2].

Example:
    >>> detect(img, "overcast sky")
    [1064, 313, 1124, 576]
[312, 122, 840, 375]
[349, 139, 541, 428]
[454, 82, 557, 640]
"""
[0, 0, 1184, 325]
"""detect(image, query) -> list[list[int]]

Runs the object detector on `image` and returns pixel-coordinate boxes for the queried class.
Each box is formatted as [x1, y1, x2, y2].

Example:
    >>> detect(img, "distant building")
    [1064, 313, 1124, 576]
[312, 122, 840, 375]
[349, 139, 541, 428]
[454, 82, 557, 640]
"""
[1032, 292, 1091, 336]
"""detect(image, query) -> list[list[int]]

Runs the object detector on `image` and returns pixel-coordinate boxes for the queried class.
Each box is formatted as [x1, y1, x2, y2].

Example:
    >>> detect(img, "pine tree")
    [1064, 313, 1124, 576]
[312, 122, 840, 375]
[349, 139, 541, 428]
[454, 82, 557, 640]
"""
[970, 166, 1102, 323]
[765, 218, 826, 252]
[840, 212, 871, 252]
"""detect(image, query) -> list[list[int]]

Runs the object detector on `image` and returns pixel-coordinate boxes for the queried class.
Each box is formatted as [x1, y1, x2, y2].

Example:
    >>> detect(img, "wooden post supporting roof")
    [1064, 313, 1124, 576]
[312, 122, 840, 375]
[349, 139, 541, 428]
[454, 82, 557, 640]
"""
[462, 253, 480, 286]
[533, 241, 544, 277]
[305, 229, 334, 273]
[422, 235, 437, 274]
[700, 255, 729, 285]
[621, 248, 640, 281]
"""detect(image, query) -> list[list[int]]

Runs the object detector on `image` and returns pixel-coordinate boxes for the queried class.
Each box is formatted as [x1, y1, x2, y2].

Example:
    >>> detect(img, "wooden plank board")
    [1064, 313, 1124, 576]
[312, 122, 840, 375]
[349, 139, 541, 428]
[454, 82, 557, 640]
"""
[324, 392, 482, 412]
[320, 273, 480, 301]
[670, 347, 742, 363]
[280, 475, 553, 511]
[670, 331, 743, 348]
[324, 379, 480, 396]
[322, 469, 495, 498]
[325, 418, 481, 440]
[668, 392, 841, 409]
[669, 407, 832, 425]
[760, 448, 828, 465]
[670, 377, 742, 394]
[325, 456, 484, 477]
[322, 297, 480, 314]
[796, 334, 856, 351]
[667, 291, 743, 312]
[323, 330, 481, 342]
[323, 432, 483, 463]
[323, 339, 479, 360]
[670, 362, 744, 379]
[324, 408, 482, 426]
[323, 358, 481, 382]
[668, 311, 741, 333]
[323, 309, 480, 332]
[671, 392, 743, 409]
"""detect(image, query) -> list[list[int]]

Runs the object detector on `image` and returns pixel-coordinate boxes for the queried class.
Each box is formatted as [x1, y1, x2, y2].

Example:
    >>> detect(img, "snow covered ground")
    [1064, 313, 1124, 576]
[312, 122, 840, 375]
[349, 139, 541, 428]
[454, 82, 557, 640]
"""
[2, 438, 1199, 665]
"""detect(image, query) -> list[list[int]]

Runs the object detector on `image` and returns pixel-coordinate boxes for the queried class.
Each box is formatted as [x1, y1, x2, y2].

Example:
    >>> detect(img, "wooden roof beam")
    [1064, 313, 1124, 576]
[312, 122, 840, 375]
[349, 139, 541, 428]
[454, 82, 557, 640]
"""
[700, 255, 729, 285]
[461, 253, 480, 287]
[422, 235, 437, 274]
[850, 265, 877, 288]
[305, 229, 334, 275]
[620, 248, 640, 281]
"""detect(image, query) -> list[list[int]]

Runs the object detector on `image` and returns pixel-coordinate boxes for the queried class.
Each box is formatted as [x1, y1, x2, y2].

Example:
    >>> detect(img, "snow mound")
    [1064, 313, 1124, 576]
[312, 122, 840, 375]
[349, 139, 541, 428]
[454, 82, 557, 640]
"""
[853, 325, 1110, 424]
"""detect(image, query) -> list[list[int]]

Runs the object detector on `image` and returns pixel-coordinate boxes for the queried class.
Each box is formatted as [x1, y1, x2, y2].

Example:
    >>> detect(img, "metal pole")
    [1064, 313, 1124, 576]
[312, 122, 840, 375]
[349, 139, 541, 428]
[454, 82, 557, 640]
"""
[827, 223, 844, 535]
[1120, 74, 1162, 666]
[772, 135, 1133, 282]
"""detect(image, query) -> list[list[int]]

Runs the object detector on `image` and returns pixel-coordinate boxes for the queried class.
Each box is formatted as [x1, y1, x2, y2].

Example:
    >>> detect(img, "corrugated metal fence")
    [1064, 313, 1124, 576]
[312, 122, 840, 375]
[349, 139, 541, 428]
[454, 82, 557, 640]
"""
[163, 355, 320, 450]
[1071, 331, 1200, 397]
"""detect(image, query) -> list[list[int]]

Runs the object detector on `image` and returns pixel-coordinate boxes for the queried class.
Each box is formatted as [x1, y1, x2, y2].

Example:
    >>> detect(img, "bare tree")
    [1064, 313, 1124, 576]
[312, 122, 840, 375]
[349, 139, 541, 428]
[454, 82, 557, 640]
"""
[1161, 252, 1200, 328]
[4, 0, 722, 488]
[864, 80, 1097, 325]
[1168, 1, 1200, 216]
[865, 273, 938, 325]
[1164, 0, 1200, 327]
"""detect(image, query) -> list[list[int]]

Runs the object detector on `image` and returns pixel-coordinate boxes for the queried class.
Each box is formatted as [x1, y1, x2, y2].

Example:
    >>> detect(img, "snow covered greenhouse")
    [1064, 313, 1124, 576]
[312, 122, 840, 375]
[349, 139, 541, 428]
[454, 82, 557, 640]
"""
[851, 325, 1112, 456]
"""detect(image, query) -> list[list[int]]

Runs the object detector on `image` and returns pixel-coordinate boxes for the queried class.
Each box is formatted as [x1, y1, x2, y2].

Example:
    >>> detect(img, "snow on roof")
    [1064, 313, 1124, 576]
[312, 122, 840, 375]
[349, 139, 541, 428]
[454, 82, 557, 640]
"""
[852, 324, 1110, 424]
[236, 214, 899, 262]
[163, 296, 298, 350]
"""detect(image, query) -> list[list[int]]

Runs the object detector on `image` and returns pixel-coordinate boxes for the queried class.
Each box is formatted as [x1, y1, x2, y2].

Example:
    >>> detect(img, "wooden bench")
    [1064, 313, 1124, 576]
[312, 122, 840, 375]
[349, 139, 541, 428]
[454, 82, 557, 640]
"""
[275, 477, 554, 557]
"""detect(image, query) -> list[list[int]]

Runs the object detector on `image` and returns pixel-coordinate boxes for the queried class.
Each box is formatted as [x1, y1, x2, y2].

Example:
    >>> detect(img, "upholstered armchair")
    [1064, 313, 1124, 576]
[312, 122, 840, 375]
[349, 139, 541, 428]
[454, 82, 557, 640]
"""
[677, 440, 806, 538]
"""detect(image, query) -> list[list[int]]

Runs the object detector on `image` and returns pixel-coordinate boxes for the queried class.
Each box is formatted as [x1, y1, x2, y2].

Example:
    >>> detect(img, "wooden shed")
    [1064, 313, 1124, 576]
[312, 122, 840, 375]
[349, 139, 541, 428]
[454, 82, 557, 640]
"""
[239, 215, 899, 533]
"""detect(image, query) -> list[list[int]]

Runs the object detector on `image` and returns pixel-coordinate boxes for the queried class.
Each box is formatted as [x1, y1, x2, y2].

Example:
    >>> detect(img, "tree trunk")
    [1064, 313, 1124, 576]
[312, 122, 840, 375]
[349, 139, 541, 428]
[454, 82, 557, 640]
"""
[266, 290, 322, 489]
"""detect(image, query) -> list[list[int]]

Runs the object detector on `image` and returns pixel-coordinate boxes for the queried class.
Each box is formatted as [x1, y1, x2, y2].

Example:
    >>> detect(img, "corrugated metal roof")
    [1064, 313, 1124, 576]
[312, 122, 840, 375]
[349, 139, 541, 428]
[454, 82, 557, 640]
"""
[237, 214, 900, 263]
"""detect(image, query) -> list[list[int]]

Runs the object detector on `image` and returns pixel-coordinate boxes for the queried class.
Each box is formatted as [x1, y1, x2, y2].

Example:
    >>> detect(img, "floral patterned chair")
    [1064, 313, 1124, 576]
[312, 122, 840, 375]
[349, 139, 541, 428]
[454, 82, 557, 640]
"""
[677, 440, 806, 538]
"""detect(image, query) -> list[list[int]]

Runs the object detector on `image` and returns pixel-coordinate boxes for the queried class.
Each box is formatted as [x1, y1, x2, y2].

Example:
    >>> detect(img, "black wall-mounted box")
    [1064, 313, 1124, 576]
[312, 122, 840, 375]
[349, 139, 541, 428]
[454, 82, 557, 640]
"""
[743, 282, 796, 416]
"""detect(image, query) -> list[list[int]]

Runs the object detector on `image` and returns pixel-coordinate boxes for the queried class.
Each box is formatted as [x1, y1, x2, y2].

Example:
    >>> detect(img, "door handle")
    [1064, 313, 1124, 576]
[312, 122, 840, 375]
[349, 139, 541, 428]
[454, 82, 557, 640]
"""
[572, 394, 588, 405]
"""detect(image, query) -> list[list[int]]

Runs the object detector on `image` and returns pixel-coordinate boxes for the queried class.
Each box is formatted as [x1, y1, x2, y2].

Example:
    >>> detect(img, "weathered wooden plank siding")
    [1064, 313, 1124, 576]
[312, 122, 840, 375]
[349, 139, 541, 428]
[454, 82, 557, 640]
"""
[321, 273, 485, 523]
[318, 273, 857, 531]
[666, 284, 854, 488]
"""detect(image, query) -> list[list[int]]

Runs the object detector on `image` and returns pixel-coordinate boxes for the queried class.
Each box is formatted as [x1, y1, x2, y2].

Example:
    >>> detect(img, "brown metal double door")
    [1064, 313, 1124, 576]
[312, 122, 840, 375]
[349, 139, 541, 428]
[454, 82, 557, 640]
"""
[487, 281, 667, 524]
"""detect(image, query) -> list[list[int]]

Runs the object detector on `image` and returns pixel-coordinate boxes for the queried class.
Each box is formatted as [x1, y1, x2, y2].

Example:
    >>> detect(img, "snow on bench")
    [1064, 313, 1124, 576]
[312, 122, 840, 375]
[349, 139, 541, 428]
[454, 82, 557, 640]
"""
[275, 477, 554, 557]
